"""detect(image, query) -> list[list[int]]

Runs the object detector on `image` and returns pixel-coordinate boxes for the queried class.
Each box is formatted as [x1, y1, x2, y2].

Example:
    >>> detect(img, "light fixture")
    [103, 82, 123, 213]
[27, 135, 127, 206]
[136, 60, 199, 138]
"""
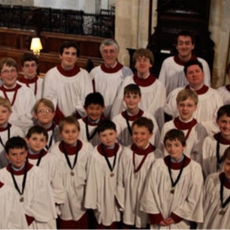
[30, 37, 43, 57]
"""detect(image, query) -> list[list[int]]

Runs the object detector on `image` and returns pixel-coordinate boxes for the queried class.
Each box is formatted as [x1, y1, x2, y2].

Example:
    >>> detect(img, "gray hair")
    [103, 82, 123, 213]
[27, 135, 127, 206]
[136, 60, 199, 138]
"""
[99, 39, 119, 53]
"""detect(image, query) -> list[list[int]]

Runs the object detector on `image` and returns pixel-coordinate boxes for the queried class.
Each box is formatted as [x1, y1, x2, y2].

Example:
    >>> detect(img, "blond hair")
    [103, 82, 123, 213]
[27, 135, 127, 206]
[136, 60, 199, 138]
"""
[33, 98, 55, 113]
[0, 96, 12, 112]
[176, 89, 198, 105]
[59, 116, 80, 132]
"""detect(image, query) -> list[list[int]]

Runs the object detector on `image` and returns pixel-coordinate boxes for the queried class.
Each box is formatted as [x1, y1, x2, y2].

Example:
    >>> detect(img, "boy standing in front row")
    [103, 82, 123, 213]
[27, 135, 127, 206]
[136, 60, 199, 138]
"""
[0, 136, 57, 229]
[85, 119, 123, 228]
[141, 129, 203, 229]
[116, 117, 162, 229]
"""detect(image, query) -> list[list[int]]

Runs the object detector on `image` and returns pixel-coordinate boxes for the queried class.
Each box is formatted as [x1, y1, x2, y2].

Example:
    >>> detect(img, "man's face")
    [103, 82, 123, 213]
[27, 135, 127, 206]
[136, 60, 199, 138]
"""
[59, 47, 78, 70]
[186, 64, 204, 88]
[176, 36, 194, 59]
[22, 61, 37, 79]
[101, 45, 118, 68]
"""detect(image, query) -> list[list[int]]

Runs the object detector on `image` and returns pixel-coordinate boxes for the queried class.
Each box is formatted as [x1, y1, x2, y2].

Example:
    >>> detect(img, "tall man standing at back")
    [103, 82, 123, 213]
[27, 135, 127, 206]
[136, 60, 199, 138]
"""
[159, 30, 211, 96]
[90, 39, 133, 118]
[43, 41, 93, 124]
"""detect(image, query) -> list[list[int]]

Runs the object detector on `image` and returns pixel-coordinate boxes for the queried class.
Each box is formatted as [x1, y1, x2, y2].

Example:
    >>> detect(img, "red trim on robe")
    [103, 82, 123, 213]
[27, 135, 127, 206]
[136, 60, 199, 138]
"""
[219, 172, 230, 189]
[58, 140, 83, 155]
[174, 55, 197, 66]
[73, 111, 82, 120]
[0, 181, 4, 188]
[0, 123, 12, 132]
[53, 106, 65, 125]
[170, 212, 183, 223]
[45, 122, 56, 132]
[214, 132, 230, 145]
[133, 73, 156, 87]
[27, 149, 48, 160]
[185, 84, 209, 95]
[57, 64, 80, 77]
[92, 79, 96, 92]
[163, 155, 191, 169]
[0, 84, 22, 92]
[6, 162, 33, 175]
[100, 62, 123, 73]
[149, 213, 164, 225]
[173, 117, 197, 130]
[97, 143, 120, 157]
[18, 75, 38, 84]
[95, 221, 119, 229]
[131, 143, 156, 156]
[25, 214, 35, 226]
[121, 109, 144, 121]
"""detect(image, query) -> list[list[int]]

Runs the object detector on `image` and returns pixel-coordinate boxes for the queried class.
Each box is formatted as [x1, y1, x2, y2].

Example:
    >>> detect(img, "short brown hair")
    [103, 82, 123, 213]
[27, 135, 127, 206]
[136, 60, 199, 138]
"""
[0, 96, 12, 112]
[132, 117, 153, 133]
[26, 125, 48, 141]
[0, 58, 18, 72]
[132, 48, 154, 65]
[20, 53, 38, 66]
[124, 84, 141, 96]
[223, 146, 230, 162]
[59, 116, 80, 132]
[33, 98, 55, 113]
[163, 129, 186, 147]
[176, 89, 198, 105]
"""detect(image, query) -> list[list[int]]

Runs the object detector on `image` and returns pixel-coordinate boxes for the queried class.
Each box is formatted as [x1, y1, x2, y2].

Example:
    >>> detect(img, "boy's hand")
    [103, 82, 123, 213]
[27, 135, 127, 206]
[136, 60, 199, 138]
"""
[164, 217, 175, 225]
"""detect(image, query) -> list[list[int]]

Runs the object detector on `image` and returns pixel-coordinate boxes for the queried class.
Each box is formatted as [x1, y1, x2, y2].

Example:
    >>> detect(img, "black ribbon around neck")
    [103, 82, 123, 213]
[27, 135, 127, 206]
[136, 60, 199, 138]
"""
[10, 162, 28, 196]
[46, 126, 54, 150]
[167, 155, 186, 189]
[216, 136, 224, 165]
[101, 144, 117, 173]
[220, 174, 230, 209]
[61, 141, 79, 170]
[124, 111, 133, 136]
[85, 117, 98, 141]
[0, 123, 11, 149]
[36, 149, 45, 166]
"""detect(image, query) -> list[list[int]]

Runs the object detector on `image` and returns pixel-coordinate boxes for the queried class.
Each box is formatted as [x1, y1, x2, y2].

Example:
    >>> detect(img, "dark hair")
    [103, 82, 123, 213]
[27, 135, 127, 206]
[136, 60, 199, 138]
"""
[223, 146, 230, 162]
[163, 129, 186, 147]
[177, 30, 195, 44]
[59, 41, 79, 55]
[84, 92, 104, 108]
[132, 117, 154, 133]
[20, 53, 38, 66]
[184, 60, 203, 75]
[124, 84, 141, 96]
[226, 63, 230, 75]
[97, 119, 116, 134]
[5, 136, 28, 154]
[217, 105, 230, 120]
[26, 125, 48, 141]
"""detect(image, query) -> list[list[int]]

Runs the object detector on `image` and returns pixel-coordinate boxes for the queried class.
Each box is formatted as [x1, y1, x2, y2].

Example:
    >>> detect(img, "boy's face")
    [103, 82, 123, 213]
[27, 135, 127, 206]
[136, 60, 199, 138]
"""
[59, 47, 77, 70]
[22, 60, 37, 79]
[176, 35, 194, 59]
[6, 147, 28, 169]
[85, 104, 105, 121]
[101, 45, 118, 68]
[98, 129, 117, 147]
[132, 125, 153, 149]
[34, 103, 55, 127]
[164, 139, 185, 161]
[186, 64, 204, 88]
[224, 157, 230, 180]
[26, 133, 47, 153]
[134, 56, 152, 77]
[0, 105, 11, 127]
[60, 124, 79, 146]
[0, 64, 18, 88]
[216, 114, 230, 139]
[177, 98, 197, 121]
[123, 93, 141, 111]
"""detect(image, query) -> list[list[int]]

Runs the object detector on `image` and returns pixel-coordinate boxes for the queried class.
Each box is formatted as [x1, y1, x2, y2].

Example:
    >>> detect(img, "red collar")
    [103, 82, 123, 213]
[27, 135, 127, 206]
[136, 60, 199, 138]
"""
[18, 76, 38, 84]
[214, 132, 230, 145]
[133, 73, 156, 87]
[59, 140, 83, 155]
[45, 123, 56, 132]
[100, 62, 123, 73]
[0, 123, 11, 132]
[57, 64, 80, 77]
[131, 143, 155, 156]
[27, 149, 48, 160]
[164, 155, 191, 169]
[220, 172, 230, 189]
[174, 55, 197, 66]
[0, 181, 3, 188]
[97, 143, 120, 157]
[0, 83, 21, 92]
[185, 84, 209, 95]
[173, 117, 197, 130]
[6, 162, 33, 175]
[121, 109, 144, 121]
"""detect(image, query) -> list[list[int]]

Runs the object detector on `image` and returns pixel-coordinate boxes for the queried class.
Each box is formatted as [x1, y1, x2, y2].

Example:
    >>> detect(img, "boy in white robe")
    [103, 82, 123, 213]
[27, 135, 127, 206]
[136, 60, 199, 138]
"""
[78, 92, 105, 147]
[159, 30, 211, 96]
[90, 39, 133, 118]
[200, 146, 230, 229]
[202, 104, 230, 178]
[0, 180, 27, 229]
[49, 116, 93, 229]
[0, 58, 36, 133]
[0, 136, 57, 229]
[111, 48, 166, 129]
[43, 41, 93, 124]
[160, 89, 207, 163]
[85, 119, 123, 228]
[113, 83, 160, 146]
[116, 117, 162, 228]
[33, 98, 60, 151]
[164, 59, 223, 130]
[217, 63, 230, 105]
[0, 97, 24, 168]
[18, 53, 43, 100]
[140, 129, 203, 229]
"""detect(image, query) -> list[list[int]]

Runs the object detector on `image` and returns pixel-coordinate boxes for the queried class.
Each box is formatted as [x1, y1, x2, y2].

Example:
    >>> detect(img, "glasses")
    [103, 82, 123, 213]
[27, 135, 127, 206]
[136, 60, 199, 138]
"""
[37, 109, 53, 114]
[1, 69, 17, 74]
[24, 63, 37, 68]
